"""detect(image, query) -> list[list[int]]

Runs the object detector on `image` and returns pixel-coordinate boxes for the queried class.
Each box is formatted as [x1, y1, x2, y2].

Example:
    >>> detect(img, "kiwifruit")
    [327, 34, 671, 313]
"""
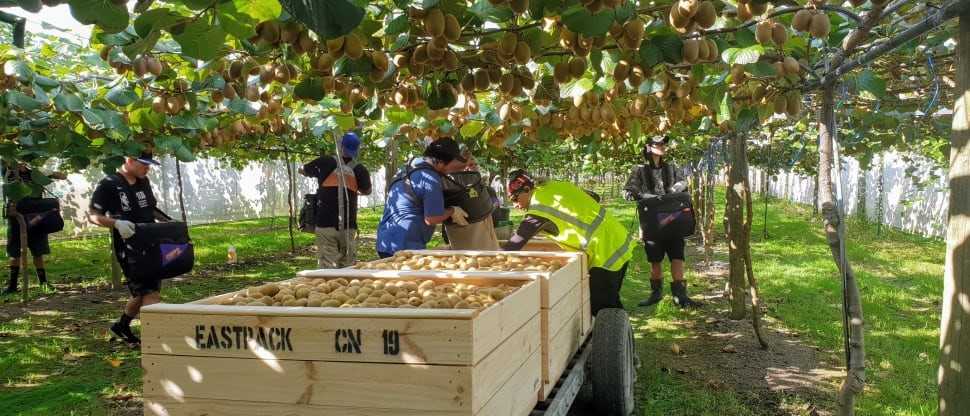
[809, 12, 831, 38]
[586, 0, 604, 14]
[514, 41, 531, 65]
[461, 73, 476, 92]
[568, 57, 586, 78]
[748, 1, 767, 15]
[297, 31, 315, 53]
[668, 4, 690, 29]
[474, 69, 490, 90]
[258, 21, 281, 44]
[259, 64, 275, 84]
[623, 19, 645, 41]
[629, 65, 645, 86]
[99, 45, 112, 62]
[737, 2, 753, 21]
[613, 60, 630, 81]
[222, 83, 238, 100]
[705, 38, 719, 61]
[773, 95, 787, 114]
[424, 8, 445, 37]
[786, 93, 800, 116]
[554, 62, 571, 84]
[792, 9, 812, 32]
[151, 96, 166, 113]
[499, 73, 515, 94]
[696, 39, 710, 62]
[393, 52, 409, 68]
[245, 85, 259, 102]
[783, 56, 800, 75]
[133, 57, 148, 77]
[682, 39, 700, 64]
[146, 57, 162, 76]
[487, 67, 502, 84]
[609, 22, 624, 38]
[326, 37, 345, 58]
[520, 73, 536, 89]
[771, 23, 788, 47]
[694, 1, 716, 28]
[317, 53, 334, 72]
[280, 22, 301, 44]
[755, 21, 773, 45]
[729, 64, 746, 83]
[500, 32, 518, 56]
[443, 50, 460, 70]
[510, 0, 528, 14]
[678, 0, 699, 18]
[444, 14, 461, 42]
[412, 44, 430, 64]
[344, 35, 364, 59]
[773, 61, 786, 77]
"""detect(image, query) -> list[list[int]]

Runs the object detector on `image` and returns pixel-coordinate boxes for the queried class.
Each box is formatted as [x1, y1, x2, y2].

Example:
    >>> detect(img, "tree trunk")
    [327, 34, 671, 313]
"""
[742, 166, 769, 349]
[939, 11, 970, 416]
[819, 83, 866, 416]
[725, 132, 748, 320]
[12, 210, 28, 303]
[175, 159, 188, 223]
[284, 151, 296, 254]
[384, 138, 398, 195]
[705, 164, 716, 261]
[856, 164, 867, 223]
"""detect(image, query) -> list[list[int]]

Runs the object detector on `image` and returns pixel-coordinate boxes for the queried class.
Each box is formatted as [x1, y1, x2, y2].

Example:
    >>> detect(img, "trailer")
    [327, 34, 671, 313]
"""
[140, 250, 635, 416]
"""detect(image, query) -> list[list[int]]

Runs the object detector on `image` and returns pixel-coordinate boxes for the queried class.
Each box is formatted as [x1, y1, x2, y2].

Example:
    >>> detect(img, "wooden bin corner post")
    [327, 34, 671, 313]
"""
[141, 273, 544, 416]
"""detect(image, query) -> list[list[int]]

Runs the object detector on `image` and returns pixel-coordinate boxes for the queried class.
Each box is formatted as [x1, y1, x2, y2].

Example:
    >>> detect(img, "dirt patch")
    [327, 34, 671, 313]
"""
[648, 249, 842, 415]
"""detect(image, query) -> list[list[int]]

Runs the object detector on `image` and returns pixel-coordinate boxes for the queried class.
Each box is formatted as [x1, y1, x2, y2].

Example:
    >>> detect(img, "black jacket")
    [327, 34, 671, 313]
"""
[623, 158, 683, 201]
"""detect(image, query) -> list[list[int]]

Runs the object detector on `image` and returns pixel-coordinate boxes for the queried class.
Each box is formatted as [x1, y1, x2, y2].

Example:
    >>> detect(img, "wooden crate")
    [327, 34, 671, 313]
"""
[141, 275, 542, 416]
[342, 250, 589, 402]
[581, 274, 591, 340]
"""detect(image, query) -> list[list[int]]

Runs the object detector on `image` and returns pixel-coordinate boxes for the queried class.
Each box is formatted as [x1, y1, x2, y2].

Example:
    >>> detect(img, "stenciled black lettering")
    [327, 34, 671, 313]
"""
[195, 325, 205, 349]
[233, 326, 243, 349]
[206, 326, 218, 349]
[221, 326, 232, 349]
[256, 327, 268, 349]
[282, 328, 293, 351]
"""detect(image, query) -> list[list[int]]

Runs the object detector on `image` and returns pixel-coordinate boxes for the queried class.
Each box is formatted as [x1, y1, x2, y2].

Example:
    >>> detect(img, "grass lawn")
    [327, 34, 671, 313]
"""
[0, 192, 945, 415]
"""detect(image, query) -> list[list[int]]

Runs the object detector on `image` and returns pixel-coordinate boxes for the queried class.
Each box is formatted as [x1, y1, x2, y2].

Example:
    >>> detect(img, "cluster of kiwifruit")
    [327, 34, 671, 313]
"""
[755, 19, 788, 47]
[553, 57, 587, 85]
[771, 91, 802, 117]
[611, 59, 648, 88]
[681, 37, 720, 65]
[149, 79, 191, 115]
[736, 0, 769, 21]
[792, 8, 831, 38]
[669, 0, 718, 33]
[608, 18, 646, 51]
[481, 32, 532, 67]
[131, 55, 164, 78]
[653, 71, 706, 125]
[251, 20, 317, 55]
[558, 26, 602, 58]
[486, 0, 529, 13]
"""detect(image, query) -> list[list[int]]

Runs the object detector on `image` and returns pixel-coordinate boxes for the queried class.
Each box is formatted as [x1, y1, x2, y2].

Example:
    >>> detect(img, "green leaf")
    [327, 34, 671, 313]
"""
[134, 8, 185, 38]
[29, 169, 52, 186]
[386, 107, 414, 124]
[34, 76, 59, 90]
[294, 77, 325, 101]
[747, 62, 776, 78]
[130, 107, 166, 130]
[106, 83, 138, 107]
[560, 77, 593, 99]
[2, 183, 32, 201]
[6, 91, 43, 111]
[154, 135, 182, 152]
[654, 33, 683, 63]
[717, 92, 732, 124]
[638, 42, 663, 69]
[217, 0, 282, 40]
[460, 120, 485, 138]
[469, 0, 513, 22]
[723, 44, 764, 65]
[168, 114, 207, 130]
[68, 0, 129, 34]
[175, 144, 195, 162]
[384, 13, 409, 36]
[124, 30, 162, 59]
[227, 98, 259, 115]
[3, 60, 33, 82]
[172, 19, 226, 61]
[561, 6, 613, 37]
[537, 125, 557, 142]
[333, 114, 356, 130]
[856, 69, 886, 99]
[53, 92, 84, 113]
[737, 108, 759, 132]
[280, 0, 365, 40]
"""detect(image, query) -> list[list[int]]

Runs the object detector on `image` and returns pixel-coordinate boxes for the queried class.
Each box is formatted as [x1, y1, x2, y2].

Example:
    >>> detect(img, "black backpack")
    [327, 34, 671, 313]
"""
[441, 171, 496, 224]
[123, 221, 194, 281]
[389, 159, 439, 203]
[638, 192, 696, 240]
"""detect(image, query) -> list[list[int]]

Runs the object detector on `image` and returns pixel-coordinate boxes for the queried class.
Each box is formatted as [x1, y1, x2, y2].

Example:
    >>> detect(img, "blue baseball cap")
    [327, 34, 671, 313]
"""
[341, 132, 361, 158]
[135, 151, 161, 166]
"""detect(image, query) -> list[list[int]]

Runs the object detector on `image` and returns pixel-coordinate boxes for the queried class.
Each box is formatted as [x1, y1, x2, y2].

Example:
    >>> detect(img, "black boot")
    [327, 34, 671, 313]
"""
[110, 314, 141, 347]
[37, 269, 52, 290]
[671, 280, 702, 308]
[3, 266, 19, 294]
[638, 279, 664, 307]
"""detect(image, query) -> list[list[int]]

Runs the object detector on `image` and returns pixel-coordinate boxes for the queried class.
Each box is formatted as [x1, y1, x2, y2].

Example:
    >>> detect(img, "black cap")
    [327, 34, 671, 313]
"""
[135, 151, 161, 166]
[424, 137, 467, 163]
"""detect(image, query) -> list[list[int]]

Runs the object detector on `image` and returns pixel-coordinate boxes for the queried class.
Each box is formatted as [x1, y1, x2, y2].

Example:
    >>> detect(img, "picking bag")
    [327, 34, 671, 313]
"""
[638, 192, 696, 240]
[299, 193, 316, 233]
[16, 198, 64, 235]
[124, 221, 194, 281]
[442, 171, 496, 224]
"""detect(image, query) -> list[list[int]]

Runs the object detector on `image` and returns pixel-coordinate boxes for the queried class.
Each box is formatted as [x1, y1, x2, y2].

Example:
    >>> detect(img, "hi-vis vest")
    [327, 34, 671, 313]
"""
[321, 156, 358, 192]
[527, 181, 635, 271]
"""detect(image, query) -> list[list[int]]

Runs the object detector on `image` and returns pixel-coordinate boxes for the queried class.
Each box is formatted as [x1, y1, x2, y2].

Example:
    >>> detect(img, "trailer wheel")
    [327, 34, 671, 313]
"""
[589, 308, 635, 415]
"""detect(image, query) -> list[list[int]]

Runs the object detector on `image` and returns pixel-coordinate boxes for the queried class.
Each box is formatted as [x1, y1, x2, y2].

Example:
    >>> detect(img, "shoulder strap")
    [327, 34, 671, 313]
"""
[662, 163, 672, 190]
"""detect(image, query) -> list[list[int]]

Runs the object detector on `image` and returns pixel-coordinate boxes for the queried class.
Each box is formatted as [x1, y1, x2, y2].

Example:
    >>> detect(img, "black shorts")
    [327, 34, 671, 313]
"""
[644, 238, 685, 263]
[6, 220, 51, 258]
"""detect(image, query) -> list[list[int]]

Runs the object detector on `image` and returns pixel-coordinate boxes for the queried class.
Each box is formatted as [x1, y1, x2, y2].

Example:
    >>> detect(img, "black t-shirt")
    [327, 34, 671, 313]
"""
[90, 173, 157, 253]
[302, 156, 372, 229]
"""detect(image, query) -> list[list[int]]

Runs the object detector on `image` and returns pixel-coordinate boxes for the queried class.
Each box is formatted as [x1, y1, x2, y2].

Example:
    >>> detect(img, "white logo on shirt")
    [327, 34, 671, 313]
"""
[136, 191, 149, 208]
[119, 192, 130, 211]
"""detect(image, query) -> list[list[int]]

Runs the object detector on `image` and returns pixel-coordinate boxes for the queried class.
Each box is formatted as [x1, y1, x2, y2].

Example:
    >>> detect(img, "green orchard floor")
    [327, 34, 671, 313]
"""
[0, 194, 944, 416]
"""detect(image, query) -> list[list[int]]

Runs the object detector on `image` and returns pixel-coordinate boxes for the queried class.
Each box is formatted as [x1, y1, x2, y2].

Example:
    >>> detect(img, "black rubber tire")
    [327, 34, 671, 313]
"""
[589, 308, 636, 415]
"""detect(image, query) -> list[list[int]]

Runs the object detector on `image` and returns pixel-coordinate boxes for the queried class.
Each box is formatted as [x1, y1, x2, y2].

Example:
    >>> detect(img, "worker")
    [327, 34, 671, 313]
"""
[88, 151, 168, 347]
[441, 151, 500, 250]
[502, 170, 635, 314]
[299, 132, 372, 268]
[3, 161, 67, 294]
[376, 137, 469, 258]
[624, 135, 701, 308]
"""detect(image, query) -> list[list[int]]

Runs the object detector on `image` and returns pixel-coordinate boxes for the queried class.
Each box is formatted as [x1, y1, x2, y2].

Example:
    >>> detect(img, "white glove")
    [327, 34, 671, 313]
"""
[114, 220, 136, 239]
[671, 181, 687, 193]
[450, 206, 469, 226]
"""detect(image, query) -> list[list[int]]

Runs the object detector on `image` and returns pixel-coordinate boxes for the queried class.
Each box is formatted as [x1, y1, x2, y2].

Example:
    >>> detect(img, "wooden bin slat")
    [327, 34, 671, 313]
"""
[144, 315, 540, 414]
[143, 349, 542, 416]
[540, 309, 582, 400]
[581, 276, 591, 338]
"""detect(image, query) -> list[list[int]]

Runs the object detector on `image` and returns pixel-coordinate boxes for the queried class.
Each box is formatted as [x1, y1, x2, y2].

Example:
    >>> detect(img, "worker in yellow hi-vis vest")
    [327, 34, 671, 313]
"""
[502, 170, 635, 315]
